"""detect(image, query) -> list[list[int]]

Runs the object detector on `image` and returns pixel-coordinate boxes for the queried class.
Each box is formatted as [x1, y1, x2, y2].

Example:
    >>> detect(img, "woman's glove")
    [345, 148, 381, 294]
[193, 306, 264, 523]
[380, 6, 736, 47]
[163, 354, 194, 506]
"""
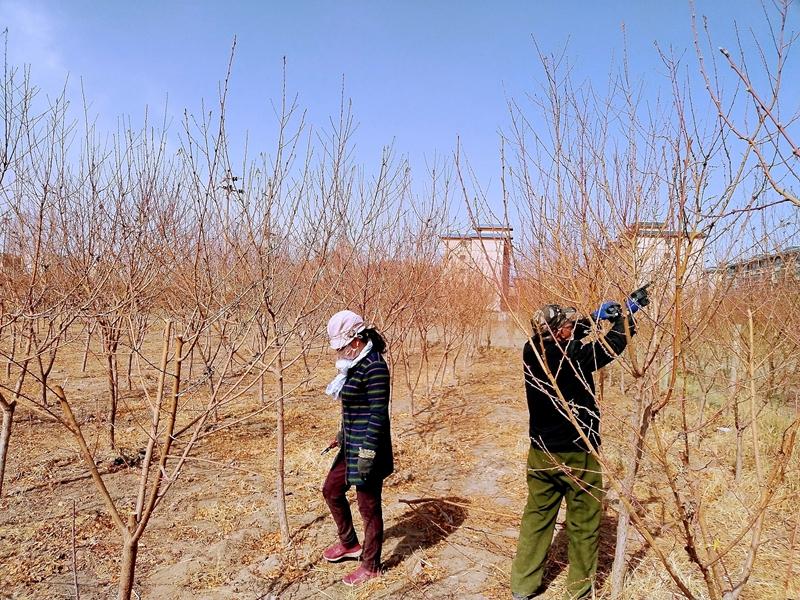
[357, 448, 376, 481]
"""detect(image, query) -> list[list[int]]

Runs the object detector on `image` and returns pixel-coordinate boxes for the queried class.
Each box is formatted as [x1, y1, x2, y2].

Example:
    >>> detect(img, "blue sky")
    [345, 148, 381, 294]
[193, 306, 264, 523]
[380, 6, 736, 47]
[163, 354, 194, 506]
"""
[1, 1, 797, 213]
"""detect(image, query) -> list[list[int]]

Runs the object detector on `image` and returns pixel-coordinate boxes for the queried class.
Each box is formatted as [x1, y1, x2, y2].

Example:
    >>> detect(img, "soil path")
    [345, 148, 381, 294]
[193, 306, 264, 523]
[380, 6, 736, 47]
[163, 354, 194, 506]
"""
[2, 348, 560, 600]
[270, 348, 531, 600]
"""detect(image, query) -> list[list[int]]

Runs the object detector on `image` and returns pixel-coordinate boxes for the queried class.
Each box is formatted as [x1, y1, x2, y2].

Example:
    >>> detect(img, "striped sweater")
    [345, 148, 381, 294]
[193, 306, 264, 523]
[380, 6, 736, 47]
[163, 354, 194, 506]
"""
[338, 350, 394, 486]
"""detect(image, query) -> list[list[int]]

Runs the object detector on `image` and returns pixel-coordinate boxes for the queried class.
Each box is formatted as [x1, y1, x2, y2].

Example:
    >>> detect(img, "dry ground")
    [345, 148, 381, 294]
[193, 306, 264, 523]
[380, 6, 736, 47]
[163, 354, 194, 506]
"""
[1, 338, 798, 599]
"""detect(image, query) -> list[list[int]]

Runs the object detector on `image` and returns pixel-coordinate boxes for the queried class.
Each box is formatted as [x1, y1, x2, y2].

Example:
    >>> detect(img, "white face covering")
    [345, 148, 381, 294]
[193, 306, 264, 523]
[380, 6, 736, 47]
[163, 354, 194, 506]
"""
[325, 340, 373, 399]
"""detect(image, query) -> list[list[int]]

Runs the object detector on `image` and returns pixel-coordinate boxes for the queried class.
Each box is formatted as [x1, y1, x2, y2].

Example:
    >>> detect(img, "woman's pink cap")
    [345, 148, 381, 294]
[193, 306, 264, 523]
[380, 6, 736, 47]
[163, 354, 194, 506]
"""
[327, 310, 365, 350]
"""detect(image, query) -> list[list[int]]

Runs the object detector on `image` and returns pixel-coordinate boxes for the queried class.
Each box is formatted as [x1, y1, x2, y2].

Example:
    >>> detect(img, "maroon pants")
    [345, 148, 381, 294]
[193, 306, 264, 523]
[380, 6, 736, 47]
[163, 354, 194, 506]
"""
[322, 456, 384, 571]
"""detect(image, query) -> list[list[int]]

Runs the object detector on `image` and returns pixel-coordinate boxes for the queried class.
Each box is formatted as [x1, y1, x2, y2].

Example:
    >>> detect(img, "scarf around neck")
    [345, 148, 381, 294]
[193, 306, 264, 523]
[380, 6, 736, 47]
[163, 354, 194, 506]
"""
[325, 340, 374, 399]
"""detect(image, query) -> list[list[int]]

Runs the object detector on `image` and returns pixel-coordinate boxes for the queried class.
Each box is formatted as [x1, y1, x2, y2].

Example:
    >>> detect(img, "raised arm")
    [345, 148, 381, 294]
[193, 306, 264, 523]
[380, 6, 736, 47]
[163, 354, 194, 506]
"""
[567, 314, 636, 372]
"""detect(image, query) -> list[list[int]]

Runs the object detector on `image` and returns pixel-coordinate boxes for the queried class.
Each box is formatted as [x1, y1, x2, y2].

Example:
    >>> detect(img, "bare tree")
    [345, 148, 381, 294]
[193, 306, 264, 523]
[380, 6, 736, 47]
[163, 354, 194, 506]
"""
[465, 7, 800, 596]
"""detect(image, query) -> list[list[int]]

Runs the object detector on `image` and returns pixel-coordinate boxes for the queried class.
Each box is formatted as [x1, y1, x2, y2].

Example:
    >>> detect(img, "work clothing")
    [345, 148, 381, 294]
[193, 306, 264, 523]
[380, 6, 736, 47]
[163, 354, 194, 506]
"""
[523, 315, 634, 452]
[511, 447, 603, 599]
[323, 450, 384, 571]
[323, 346, 392, 572]
[337, 350, 393, 486]
[513, 313, 635, 599]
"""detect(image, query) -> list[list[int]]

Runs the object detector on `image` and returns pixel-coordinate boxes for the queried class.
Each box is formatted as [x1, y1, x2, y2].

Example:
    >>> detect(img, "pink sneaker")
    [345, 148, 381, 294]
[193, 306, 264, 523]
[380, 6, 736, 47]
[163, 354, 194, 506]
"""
[323, 541, 362, 562]
[342, 564, 380, 586]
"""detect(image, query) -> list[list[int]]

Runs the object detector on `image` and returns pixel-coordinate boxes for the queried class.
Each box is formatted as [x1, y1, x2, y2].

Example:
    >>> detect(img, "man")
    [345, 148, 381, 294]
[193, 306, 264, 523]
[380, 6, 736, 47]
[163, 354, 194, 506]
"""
[511, 289, 648, 600]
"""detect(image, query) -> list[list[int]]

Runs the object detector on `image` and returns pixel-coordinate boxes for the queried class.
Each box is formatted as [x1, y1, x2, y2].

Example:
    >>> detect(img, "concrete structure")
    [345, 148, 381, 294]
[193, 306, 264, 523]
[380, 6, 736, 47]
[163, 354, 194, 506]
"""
[441, 224, 513, 311]
[706, 246, 800, 287]
[617, 221, 706, 283]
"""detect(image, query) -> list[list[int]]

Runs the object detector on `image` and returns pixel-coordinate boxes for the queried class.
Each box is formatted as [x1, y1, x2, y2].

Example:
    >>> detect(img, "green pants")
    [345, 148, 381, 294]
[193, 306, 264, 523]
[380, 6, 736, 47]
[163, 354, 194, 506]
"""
[511, 447, 604, 600]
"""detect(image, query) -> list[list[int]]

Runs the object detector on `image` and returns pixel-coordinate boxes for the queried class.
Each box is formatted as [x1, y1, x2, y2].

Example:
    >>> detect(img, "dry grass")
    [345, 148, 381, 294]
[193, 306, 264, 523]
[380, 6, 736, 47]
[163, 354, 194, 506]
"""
[1, 337, 798, 599]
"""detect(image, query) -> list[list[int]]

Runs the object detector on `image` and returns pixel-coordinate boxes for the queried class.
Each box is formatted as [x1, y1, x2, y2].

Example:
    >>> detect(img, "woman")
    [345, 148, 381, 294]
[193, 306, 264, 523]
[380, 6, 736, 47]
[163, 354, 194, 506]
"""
[322, 309, 393, 587]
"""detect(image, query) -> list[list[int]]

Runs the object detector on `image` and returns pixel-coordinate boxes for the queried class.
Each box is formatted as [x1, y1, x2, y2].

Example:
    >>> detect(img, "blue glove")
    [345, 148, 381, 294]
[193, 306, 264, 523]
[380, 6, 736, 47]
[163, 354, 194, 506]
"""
[626, 297, 642, 314]
[592, 301, 621, 321]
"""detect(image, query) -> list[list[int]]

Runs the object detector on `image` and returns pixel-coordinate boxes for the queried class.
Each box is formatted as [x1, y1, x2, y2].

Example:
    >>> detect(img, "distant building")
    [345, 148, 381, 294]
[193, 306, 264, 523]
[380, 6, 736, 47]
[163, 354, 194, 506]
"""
[707, 246, 800, 287]
[441, 224, 513, 311]
[0, 253, 23, 272]
[617, 221, 706, 283]
[0, 253, 25, 297]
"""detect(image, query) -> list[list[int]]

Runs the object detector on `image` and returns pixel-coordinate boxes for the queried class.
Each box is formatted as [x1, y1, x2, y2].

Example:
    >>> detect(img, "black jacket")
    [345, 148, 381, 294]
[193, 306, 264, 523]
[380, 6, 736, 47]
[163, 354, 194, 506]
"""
[523, 315, 635, 452]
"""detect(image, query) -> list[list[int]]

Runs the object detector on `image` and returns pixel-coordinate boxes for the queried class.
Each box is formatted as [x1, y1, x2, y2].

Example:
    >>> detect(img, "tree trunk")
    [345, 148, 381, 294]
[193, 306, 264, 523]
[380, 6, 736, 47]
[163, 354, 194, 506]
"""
[731, 328, 744, 482]
[107, 352, 119, 450]
[734, 407, 744, 483]
[6, 326, 17, 378]
[81, 323, 92, 372]
[0, 395, 16, 497]
[258, 331, 266, 405]
[610, 380, 651, 598]
[733, 355, 743, 483]
[37, 356, 49, 407]
[274, 348, 291, 545]
[134, 321, 172, 520]
[126, 351, 133, 391]
[301, 346, 311, 379]
[39, 351, 57, 409]
[404, 350, 416, 416]
[117, 536, 139, 600]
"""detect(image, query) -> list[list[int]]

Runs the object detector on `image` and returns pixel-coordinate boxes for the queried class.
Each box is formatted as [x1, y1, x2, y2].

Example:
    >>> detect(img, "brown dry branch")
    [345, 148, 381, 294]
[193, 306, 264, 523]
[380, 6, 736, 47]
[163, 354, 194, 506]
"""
[52, 323, 187, 600]
[464, 12, 800, 597]
[0, 40, 503, 600]
[693, 1, 800, 211]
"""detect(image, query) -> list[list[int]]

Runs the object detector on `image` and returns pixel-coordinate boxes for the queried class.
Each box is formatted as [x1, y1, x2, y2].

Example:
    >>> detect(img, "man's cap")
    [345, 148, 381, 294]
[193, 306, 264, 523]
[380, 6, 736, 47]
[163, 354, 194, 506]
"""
[327, 310, 366, 350]
[531, 304, 578, 338]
